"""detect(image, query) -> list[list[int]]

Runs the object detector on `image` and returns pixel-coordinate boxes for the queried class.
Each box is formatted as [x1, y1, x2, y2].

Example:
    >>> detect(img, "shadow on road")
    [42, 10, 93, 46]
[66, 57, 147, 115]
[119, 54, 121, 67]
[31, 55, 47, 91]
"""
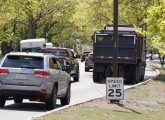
[1, 102, 62, 112]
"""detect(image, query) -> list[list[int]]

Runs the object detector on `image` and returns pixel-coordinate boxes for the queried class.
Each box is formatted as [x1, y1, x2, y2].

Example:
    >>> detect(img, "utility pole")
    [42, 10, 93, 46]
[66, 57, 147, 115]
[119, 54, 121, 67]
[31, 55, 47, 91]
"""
[107, 0, 124, 103]
[113, 0, 118, 77]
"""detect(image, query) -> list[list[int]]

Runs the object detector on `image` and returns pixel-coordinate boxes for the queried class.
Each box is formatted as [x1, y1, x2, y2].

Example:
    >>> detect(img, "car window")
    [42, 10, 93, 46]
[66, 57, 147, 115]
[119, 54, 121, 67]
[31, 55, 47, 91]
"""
[71, 50, 77, 58]
[90, 54, 93, 60]
[52, 58, 62, 70]
[49, 58, 55, 69]
[2, 55, 43, 69]
[22, 47, 41, 52]
[68, 50, 73, 58]
[40, 49, 69, 57]
[85, 53, 89, 57]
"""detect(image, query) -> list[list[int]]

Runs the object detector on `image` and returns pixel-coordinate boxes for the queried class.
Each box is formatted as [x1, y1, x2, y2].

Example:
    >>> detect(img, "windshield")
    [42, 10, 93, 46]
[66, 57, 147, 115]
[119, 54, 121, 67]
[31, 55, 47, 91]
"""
[40, 49, 68, 57]
[22, 47, 41, 52]
[2, 55, 43, 69]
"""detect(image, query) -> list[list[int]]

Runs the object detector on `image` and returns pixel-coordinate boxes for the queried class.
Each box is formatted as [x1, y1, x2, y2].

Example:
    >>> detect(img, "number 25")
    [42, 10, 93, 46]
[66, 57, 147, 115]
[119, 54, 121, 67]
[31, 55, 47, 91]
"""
[108, 89, 122, 97]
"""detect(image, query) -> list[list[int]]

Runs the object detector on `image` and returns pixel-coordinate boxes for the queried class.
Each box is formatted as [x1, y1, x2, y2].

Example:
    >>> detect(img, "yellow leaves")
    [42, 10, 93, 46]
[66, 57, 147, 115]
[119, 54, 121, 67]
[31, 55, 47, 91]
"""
[0, 13, 15, 25]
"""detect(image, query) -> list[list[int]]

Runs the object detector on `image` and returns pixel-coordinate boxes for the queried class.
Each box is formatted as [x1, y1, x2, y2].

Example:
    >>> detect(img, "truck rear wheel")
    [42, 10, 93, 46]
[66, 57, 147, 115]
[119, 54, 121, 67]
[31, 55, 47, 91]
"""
[131, 64, 141, 84]
[140, 74, 145, 81]
[93, 71, 105, 83]
[124, 65, 132, 84]
[140, 64, 145, 82]
[93, 70, 97, 82]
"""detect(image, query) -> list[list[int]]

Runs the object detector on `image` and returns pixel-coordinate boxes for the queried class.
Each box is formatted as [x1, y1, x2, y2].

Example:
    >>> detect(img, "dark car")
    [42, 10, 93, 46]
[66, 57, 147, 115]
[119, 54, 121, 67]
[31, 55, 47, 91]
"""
[85, 53, 94, 72]
[81, 52, 90, 62]
[40, 47, 80, 82]
[0, 52, 71, 110]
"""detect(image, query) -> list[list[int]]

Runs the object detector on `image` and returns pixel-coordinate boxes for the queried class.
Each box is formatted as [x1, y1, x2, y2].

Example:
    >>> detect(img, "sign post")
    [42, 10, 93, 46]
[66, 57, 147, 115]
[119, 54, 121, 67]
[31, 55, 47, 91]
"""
[106, 0, 124, 103]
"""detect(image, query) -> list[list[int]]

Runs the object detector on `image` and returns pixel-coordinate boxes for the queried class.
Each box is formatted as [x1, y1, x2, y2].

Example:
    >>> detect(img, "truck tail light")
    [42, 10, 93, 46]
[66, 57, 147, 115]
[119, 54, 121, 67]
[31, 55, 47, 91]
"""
[0, 68, 9, 75]
[34, 70, 50, 78]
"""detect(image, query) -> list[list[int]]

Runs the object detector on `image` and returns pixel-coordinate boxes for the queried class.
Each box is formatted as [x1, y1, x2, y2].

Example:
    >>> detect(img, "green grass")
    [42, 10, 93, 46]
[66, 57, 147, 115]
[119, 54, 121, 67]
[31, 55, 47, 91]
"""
[35, 102, 165, 120]
[34, 71, 165, 120]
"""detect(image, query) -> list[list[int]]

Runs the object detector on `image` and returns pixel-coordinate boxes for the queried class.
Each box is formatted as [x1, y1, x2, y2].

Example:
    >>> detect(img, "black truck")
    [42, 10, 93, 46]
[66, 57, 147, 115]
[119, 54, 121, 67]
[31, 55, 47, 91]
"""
[92, 25, 146, 84]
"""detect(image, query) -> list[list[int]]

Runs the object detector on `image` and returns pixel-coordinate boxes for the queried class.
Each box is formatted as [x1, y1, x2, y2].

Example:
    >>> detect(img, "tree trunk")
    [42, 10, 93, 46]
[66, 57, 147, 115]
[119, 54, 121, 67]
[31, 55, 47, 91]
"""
[158, 53, 165, 69]
[26, 15, 36, 39]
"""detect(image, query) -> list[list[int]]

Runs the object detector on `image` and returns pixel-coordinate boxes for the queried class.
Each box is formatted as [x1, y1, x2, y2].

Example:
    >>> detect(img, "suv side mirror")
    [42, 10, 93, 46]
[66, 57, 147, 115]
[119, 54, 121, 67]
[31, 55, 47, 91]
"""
[62, 65, 70, 73]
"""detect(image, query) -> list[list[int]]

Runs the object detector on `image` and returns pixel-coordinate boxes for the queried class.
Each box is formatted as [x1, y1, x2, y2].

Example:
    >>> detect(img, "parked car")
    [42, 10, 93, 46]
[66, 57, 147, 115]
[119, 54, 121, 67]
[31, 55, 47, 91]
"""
[0, 52, 71, 110]
[85, 53, 94, 72]
[81, 52, 90, 62]
[146, 53, 163, 60]
[40, 47, 80, 82]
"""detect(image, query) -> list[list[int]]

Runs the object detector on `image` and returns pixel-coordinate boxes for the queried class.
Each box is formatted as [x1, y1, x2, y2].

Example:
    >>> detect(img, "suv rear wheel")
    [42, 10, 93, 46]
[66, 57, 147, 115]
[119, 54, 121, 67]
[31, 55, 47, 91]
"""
[46, 87, 57, 110]
[85, 67, 89, 72]
[0, 97, 6, 107]
[60, 84, 71, 106]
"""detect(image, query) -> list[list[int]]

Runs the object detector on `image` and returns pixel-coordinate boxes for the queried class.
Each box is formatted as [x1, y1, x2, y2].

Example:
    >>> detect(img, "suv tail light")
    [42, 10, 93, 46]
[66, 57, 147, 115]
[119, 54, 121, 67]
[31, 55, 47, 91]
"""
[0, 68, 9, 75]
[86, 55, 90, 61]
[34, 70, 50, 78]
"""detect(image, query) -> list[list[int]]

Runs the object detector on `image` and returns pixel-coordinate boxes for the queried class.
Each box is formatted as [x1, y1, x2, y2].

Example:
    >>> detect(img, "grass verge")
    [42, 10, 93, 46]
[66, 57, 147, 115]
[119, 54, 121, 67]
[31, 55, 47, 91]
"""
[34, 70, 165, 120]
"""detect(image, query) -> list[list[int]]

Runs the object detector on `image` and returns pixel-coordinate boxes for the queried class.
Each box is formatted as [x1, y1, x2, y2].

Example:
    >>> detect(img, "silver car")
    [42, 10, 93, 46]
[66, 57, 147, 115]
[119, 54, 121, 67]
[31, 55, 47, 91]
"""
[0, 52, 71, 110]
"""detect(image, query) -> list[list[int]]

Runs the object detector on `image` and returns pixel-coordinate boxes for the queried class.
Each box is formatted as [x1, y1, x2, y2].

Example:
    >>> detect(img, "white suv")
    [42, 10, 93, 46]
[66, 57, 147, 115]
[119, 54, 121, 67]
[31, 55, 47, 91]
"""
[0, 52, 71, 110]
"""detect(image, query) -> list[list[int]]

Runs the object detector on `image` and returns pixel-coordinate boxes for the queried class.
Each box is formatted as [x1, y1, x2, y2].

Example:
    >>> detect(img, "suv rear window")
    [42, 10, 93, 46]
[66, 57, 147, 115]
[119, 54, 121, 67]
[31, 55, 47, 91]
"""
[40, 49, 68, 57]
[2, 55, 43, 69]
[89, 54, 93, 59]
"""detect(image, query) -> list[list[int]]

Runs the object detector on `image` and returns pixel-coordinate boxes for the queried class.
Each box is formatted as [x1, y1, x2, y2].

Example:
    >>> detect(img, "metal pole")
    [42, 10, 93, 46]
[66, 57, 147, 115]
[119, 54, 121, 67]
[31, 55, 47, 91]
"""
[113, 0, 118, 77]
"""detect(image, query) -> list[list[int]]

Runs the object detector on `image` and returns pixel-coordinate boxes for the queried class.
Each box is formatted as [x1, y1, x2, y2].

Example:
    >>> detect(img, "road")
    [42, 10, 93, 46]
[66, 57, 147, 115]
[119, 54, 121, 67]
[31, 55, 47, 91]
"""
[0, 60, 159, 120]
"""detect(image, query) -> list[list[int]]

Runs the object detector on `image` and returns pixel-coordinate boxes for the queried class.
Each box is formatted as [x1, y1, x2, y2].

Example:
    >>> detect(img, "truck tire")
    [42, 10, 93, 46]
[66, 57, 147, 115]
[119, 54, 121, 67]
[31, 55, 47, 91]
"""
[46, 87, 57, 110]
[140, 64, 145, 82]
[140, 69, 145, 82]
[93, 71, 105, 83]
[140, 74, 145, 81]
[93, 70, 98, 82]
[60, 84, 71, 106]
[0, 97, 6, 107]
[124, 65, 132, 84]
[131, 64, 140, 84]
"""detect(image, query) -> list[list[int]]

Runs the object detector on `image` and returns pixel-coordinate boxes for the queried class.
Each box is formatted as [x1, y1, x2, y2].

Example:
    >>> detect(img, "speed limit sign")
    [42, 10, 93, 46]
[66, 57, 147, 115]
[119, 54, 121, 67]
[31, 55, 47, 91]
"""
[106, 77, 124, 100]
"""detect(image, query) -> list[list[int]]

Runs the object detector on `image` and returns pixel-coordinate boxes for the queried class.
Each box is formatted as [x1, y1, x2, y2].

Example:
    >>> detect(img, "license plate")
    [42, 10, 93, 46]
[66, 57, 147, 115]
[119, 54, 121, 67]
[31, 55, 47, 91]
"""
[15, 74, 26, 79]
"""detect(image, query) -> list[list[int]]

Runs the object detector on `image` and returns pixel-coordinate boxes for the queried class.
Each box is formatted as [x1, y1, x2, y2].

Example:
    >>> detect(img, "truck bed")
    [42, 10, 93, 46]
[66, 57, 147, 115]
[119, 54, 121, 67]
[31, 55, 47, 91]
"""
[93, 33, 137, 64]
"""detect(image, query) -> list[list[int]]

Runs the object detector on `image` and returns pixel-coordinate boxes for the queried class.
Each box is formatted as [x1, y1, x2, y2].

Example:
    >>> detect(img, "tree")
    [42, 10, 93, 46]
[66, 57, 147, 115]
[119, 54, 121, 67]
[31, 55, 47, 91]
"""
[144, 0, 165, 68]
[0, 0, 77, 46]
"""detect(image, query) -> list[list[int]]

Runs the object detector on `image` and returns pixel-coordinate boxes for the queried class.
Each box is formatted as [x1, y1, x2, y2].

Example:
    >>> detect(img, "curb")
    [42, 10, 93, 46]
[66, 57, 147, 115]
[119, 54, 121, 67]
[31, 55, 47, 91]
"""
[29, 68, 160, 120]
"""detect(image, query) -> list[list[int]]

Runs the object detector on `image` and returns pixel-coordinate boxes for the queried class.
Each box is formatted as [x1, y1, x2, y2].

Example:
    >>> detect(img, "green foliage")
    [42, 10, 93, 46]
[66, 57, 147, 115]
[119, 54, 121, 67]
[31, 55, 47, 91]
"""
[144, 1, 165, 54]
[0, 0, 165, 53]
[0, 0, 77, 45]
